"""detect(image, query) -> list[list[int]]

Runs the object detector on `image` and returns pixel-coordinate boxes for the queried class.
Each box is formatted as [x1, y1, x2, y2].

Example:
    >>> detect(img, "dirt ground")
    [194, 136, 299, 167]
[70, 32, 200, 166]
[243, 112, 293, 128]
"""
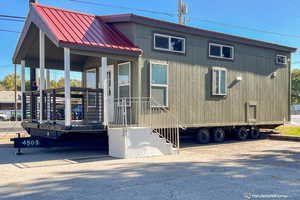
[0, 138, 300, 200]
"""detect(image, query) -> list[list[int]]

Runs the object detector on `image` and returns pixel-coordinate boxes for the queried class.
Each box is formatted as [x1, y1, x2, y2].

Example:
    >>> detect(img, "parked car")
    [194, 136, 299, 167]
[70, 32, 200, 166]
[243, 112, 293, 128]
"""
[0, 113, 9, 121]
[10, 110, 22, 121]
[55, 104, 83, 120]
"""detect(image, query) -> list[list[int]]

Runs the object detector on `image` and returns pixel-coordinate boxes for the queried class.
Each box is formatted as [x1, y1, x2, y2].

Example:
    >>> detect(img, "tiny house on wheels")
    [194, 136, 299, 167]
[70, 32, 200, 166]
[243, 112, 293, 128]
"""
[12, 3, 296, 156]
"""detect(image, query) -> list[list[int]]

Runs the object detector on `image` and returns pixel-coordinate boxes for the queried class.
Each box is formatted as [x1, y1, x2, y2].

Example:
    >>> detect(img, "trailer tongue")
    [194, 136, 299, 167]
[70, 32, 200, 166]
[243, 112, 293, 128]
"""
[11, 129, 108, 155]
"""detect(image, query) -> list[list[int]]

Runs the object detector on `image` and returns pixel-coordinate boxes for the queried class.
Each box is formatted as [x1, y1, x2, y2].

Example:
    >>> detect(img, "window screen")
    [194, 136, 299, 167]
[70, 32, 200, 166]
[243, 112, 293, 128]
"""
[170, 37, 184, 52]
[151, 63, 168, 107]
[222, 46, 233, 58]
[86, 69, 96, 89]
[212, 68, 227, 96]
[210, 45, 221, 57]
[118, 62, 130, 100]
[154, 35, 169, 50]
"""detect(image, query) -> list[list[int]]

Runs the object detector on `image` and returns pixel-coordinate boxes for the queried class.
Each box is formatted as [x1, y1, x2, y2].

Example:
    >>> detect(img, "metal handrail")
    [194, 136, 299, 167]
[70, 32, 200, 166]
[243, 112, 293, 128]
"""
[109, 97, 181, 150]
[149, 98, 186, 130]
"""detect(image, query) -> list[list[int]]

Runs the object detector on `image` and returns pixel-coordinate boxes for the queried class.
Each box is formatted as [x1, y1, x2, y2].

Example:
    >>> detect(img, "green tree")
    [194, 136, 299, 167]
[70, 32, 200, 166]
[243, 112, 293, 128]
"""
[50, 77, 81, 88]
[0, 74, 21, 91]
[0, 73, 81, 91]
[291, 69, 300, 104]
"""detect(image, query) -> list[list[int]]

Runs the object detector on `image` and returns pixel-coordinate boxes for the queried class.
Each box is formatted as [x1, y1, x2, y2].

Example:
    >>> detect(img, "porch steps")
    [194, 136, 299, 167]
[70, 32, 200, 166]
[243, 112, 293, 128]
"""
[108, 127, 177, 159]
[151, 130, 177, 155]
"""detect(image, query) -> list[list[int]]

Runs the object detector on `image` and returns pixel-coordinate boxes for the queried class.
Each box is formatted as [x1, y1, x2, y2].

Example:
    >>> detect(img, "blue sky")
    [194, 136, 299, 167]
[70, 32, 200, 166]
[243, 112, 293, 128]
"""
[1, 0, 300, 80]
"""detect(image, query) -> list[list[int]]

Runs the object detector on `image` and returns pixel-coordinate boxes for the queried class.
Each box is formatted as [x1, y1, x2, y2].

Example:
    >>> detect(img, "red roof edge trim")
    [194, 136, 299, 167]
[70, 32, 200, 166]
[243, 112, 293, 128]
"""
[32, 3, 96, 18]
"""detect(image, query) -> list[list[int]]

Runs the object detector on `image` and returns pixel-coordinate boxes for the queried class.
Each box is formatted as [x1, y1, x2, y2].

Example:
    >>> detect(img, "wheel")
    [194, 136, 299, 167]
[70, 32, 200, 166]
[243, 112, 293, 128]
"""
[249, 127, 260, 139]
[235, 127, 248, 141]
[195, 128, 210, 144]
[212, 128, 225, 143]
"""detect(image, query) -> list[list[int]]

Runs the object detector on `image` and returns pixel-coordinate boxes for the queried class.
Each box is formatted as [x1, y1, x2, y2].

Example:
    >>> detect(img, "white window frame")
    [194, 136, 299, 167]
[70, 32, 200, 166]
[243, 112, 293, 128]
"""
[209, 43, 234, 60]
[85, 69, 97, 108]
[153, 33, 185, 54]
[86, 68, 97, 89]
[276, 54, 287, 65]
[212, 67, 227, 96]
[150, 61, 169, 107]
[117, 62, 131, 105]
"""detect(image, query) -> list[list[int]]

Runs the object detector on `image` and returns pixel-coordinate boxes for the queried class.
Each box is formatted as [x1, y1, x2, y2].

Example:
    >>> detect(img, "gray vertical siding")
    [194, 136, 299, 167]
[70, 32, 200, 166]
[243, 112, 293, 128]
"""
[130, 23, 290, 127]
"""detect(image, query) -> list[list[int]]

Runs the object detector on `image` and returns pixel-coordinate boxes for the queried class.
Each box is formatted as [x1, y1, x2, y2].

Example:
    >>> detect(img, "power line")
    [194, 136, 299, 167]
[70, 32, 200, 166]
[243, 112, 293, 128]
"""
[0, 15, 25, 19]
[67, 0, 175, 17]
[189, 18, 300, 39]
[0, 2, 298, 51]
[0, 29, 20, 33]
[0, 18, 24, 22]
[56, 0, 300, 40]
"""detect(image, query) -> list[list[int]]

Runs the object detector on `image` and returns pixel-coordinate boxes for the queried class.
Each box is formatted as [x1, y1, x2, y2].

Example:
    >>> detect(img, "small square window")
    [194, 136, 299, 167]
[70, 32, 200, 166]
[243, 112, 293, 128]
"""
[276, 55, 287, 65]
[170, 37, 184, 52]
[154, 35, 169, 50]
[209, 43, 234, 60]
[154, 33, 185, 53]
[210, 45, 221, 57]
[222, 46, 233, 58]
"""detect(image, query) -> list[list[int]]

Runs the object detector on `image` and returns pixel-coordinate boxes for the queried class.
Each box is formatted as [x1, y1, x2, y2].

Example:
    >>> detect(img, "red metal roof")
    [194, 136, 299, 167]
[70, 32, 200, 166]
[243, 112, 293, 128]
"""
[32, 4, 142, 53]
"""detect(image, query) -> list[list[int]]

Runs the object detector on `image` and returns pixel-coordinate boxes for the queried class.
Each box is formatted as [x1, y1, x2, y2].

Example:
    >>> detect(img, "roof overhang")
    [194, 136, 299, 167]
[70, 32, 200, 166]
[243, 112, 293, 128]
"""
[101, 14, 297, 53]
[13, 4, 142, 64]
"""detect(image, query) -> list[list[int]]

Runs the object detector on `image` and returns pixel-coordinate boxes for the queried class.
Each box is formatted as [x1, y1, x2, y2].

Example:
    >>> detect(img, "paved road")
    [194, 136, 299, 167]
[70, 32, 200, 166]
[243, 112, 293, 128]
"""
[291, 115, 300, 126]
[1, 139, 300, 200]
[0, 121, 24, 133]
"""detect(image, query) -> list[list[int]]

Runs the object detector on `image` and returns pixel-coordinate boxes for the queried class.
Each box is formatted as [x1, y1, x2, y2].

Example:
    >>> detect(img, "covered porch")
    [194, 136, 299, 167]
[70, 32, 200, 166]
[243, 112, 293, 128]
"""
[13, 4, 142, 134]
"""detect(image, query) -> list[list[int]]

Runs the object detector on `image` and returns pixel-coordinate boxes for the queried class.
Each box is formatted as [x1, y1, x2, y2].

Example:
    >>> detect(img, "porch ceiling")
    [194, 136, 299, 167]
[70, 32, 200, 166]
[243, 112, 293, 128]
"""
[20, 23, 87, 71]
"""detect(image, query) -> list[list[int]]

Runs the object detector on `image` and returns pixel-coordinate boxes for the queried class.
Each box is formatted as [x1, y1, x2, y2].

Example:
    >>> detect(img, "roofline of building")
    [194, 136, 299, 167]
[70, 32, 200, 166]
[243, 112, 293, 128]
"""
[100, 14, 297, 53]
[12, 4, 142, 64]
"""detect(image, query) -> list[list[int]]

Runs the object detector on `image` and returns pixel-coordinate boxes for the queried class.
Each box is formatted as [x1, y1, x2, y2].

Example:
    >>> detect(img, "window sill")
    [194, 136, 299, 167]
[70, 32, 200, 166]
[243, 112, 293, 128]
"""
[151, 106, 169, 110]
[211, 94, 227, 97]
[153, 48, 186, 55]
[208, 55, 234, 61]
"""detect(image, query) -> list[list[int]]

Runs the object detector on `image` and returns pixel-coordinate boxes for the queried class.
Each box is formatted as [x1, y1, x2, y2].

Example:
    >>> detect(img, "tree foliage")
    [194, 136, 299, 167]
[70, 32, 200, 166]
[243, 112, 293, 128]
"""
[292, 69, 300, 104]
[0, 74, 81, 91]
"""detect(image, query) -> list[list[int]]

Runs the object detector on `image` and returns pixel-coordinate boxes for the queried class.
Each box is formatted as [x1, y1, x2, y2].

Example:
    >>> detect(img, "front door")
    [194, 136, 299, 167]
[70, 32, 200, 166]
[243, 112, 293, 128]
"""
[107, 65, 114, 122]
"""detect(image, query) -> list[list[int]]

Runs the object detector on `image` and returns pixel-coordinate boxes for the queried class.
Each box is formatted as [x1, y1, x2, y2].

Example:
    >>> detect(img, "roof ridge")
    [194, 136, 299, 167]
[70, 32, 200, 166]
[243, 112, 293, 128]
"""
[32, 3, 96, 17]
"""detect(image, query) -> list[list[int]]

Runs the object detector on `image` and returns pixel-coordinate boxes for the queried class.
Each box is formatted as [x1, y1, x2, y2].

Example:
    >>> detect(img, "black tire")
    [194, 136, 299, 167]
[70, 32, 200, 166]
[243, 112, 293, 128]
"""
[235, 127, 248, 141]
[249, 128, 260, 139]
[196, 128, 210, 144]
[212, 128, 225, 143]
[0, 116, 4, 121]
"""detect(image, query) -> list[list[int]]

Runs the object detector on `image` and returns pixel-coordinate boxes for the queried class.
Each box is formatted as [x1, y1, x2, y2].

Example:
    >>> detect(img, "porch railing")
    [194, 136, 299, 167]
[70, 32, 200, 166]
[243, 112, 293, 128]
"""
[22, 87, 104, 124]
[109, 97, 181, 149]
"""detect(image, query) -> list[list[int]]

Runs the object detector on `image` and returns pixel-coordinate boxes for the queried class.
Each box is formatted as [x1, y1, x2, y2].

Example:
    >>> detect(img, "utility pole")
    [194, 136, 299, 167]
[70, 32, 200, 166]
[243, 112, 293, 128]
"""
[178, 0, 188, 25]
[29, 0, 38, 7]
[14, 64, 17, 122]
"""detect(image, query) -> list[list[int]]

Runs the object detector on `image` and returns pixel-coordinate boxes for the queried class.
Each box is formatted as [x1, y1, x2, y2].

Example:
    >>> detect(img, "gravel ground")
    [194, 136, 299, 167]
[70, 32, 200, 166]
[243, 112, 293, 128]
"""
[0, 139, 300, 200]
[0, 121, 24, 133]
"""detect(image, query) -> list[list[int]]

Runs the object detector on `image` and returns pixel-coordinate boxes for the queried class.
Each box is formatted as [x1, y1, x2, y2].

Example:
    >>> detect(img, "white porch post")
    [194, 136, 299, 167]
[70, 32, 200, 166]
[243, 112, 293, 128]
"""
[39, 30, 45, 122]
[46, 69, 50, 89]
[21, 60, 26, 121]
[64, 48, 71, 126]
[82, 70, 86, 88]
[101, 57, 108, 126]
